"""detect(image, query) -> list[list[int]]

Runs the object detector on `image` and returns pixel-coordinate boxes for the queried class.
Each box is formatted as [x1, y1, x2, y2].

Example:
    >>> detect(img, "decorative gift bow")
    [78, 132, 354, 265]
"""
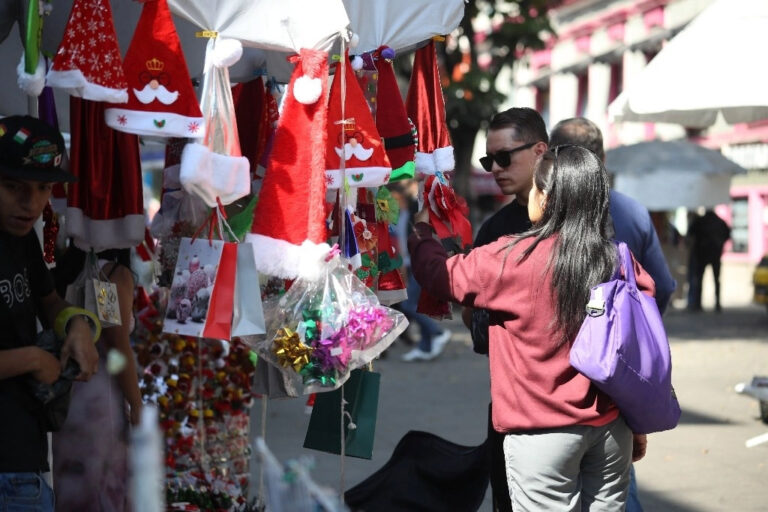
[424, 173, 472, 250]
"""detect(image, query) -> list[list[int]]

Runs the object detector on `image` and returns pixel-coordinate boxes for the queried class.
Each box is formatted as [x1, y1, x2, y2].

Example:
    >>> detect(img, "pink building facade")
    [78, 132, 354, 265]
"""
[510, 0, 768, 263]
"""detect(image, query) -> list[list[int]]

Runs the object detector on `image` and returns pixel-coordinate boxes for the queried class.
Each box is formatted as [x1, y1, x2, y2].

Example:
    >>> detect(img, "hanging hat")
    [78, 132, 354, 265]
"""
[17, 0, 45, 97]
[405, 40, 454, 176]
[325, 52, 392, 190]
[179, 37, 250, 207]
[247, 49, 331, 280]
[232, 76, 270, 181]
[46, 0, 128, 103]
[373, 47, 416, 182]
[104, 0, 203, 138]
[67, 97, 145, 251]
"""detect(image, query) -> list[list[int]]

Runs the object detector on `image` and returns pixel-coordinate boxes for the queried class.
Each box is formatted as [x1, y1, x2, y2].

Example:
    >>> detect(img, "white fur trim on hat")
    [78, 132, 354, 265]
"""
[46, 68, 128, 103]
[17, 52, 46, 97]
[209, 38, 243, 69]
[245, 233, 331, 281]
[377, 288, 408, 306]
[324, 166, 392, 189]
[414, 145, 455, 176]
[105, 108, 204, 138]
[179, 142, 251, 207]
[65, 207, 146, 252]
[293, 75, 323, 105]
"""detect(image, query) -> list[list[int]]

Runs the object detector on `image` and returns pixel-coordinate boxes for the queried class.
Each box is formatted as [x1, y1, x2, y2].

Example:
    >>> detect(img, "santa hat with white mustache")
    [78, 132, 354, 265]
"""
[104, 0, 203, 138]
[324, 52, 391, 189]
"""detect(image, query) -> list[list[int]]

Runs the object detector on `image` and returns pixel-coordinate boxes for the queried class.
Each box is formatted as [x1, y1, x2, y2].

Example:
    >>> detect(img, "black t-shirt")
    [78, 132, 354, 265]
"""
[0, 230, 55, 472]
[474, 199, 531, 248]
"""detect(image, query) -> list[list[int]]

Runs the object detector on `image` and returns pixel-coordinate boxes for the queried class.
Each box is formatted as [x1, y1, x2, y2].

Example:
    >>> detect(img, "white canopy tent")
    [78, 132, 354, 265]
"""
[0, 0, 465, 125]
[605, 140, 747, 210]
[608, 0, 768, 128]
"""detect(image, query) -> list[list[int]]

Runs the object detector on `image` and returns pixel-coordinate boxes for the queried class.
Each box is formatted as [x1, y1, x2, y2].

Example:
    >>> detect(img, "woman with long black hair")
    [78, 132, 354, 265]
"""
[408, 145, 654, 511]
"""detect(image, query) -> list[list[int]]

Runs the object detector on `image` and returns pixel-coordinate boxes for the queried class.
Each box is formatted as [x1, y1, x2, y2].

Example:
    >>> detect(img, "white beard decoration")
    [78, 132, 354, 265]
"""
[133, 82, 180, 105]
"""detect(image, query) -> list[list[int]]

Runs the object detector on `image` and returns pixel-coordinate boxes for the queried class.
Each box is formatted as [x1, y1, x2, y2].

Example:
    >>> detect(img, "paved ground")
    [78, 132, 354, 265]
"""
[255, 262, 768, 511]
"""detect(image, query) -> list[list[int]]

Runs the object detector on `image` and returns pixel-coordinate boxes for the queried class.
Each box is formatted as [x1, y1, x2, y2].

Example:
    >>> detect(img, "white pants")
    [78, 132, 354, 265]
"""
[503, 417, 632, 512]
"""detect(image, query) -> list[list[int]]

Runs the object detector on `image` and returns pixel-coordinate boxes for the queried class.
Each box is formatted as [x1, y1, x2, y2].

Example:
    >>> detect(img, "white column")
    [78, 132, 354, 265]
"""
[549, 72, 578, 127]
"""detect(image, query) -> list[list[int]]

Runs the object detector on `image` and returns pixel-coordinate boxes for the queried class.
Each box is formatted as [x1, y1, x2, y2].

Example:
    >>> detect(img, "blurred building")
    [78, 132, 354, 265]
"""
[510, 0, 768, 263]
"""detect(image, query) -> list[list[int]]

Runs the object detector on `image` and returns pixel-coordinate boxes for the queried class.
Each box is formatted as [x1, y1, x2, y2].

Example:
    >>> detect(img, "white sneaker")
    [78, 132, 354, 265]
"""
[430, 329, 452, 357]
[401, 347, 435, 362]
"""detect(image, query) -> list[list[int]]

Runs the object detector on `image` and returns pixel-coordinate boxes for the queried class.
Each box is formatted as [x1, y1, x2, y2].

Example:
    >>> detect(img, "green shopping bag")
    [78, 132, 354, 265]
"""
[303, 369, 381, 459]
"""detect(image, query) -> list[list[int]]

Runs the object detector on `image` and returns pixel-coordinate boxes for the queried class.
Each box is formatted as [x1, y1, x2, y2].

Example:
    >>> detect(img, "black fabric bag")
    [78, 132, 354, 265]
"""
[25, 329, 80, 431]
[470, 308, 490, 355]
[344, 430, 490, 512]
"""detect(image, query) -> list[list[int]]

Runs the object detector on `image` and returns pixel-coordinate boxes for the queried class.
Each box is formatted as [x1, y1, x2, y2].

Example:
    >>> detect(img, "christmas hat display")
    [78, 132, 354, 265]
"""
[104, 0, 203, 138]
[17, 0, 45, 97]
[232, 76, 270, 182]
[66, 97, 145, 251]
[373, 47, 416, 182]
[46, 0, 128, 103]
[180, 37, 250, 207]
[405, 40, 455, 176]
[246, 48, 332, 280]
[325, 53, 392, 190]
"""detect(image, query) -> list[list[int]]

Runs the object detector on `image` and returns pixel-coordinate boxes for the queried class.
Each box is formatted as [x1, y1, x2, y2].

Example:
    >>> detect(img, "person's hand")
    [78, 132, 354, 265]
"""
[414, 208, 430, 225]
[632, 433, 647, 462]
[31, 347, 62, 385]
[60, 317, 99, 381]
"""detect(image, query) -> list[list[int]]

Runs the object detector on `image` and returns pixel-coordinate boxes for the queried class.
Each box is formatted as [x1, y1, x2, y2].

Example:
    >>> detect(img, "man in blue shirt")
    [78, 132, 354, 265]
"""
[550, 117, 677, 512]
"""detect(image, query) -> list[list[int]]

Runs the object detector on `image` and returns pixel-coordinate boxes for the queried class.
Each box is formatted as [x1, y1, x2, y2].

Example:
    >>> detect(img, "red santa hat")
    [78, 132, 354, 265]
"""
[46, 0, 128, 103]
[325, 52, 392, 190]
[104, 0, 203, 138]
[246, 49, 331, 280]
[372, 47, 416, 182]
[405, 40, 455, 176]
[66, 97, 145, 251]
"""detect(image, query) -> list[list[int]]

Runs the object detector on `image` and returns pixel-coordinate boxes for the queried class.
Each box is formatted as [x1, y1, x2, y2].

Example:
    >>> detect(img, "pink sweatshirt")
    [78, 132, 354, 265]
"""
[409, 223, 656, 433]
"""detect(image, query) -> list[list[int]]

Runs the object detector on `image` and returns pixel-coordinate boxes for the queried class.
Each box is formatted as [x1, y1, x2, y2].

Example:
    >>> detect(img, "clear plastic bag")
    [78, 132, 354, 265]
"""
[251, 256, 407, 394]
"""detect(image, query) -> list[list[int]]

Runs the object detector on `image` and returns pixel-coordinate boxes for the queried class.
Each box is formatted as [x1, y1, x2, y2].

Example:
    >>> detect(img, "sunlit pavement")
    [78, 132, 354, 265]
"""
[254, 261, 767, 511]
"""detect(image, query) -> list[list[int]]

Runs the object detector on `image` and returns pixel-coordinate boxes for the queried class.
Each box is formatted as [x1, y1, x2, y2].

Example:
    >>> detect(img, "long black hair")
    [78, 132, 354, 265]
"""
[510, 144, 616, 345]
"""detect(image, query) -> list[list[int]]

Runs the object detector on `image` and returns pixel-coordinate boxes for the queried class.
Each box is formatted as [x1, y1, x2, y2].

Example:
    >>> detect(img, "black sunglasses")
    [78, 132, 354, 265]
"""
[480, 142, 536, 172]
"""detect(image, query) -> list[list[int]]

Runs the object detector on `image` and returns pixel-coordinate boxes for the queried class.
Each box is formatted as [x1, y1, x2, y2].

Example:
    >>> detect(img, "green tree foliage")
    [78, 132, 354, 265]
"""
[441, 1, 554, 197]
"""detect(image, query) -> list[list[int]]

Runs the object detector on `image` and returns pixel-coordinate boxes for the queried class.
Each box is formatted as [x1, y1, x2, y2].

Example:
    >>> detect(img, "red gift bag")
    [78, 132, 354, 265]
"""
[202, 242, 237, 340]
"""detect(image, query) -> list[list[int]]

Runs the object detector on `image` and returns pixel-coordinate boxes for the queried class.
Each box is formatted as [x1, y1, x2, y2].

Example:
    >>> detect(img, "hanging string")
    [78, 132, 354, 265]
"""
[337, 35, 349, 263]
[336, 31, 351, 500]
[256, 395, 268, 509]
[339, 383, 346, 496]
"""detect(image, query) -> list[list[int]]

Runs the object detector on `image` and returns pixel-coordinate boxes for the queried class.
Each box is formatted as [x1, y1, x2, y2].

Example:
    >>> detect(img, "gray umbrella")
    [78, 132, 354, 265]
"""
[605, 140, 747, 210]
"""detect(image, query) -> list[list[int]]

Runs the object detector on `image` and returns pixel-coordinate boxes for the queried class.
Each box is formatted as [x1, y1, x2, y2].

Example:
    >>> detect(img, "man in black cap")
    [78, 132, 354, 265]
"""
[0, 115, 100, 510]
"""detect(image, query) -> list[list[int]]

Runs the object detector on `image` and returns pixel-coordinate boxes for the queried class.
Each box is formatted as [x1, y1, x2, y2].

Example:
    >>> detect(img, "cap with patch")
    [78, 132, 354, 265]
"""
[0, 115, 75, 183]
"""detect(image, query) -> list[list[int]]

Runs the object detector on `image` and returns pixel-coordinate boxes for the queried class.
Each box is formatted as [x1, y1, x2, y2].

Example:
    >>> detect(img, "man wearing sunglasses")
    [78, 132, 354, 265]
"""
[464, 107, 549, 512]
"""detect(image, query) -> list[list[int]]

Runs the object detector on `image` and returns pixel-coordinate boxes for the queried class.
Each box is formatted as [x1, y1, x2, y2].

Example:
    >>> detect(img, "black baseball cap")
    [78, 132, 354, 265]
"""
[0, 115, 76, 183]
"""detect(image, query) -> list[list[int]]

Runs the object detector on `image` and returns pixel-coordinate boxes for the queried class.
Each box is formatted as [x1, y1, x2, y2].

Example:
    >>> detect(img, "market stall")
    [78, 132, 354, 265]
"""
[0, 0, 469, 510]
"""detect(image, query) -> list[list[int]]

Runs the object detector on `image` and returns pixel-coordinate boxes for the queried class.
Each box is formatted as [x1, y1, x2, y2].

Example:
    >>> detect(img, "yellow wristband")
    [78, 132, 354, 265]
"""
[54, 307, 102, 343]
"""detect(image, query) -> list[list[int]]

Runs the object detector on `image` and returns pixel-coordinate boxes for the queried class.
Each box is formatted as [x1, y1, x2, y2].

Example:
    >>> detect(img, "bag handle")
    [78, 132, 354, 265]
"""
[617, 242, 637, 289]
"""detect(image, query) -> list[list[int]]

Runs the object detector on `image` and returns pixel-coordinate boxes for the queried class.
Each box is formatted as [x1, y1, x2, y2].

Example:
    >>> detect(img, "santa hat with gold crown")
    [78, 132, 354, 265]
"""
[104, 0, 203, 138]
[324, 51, 392, 190]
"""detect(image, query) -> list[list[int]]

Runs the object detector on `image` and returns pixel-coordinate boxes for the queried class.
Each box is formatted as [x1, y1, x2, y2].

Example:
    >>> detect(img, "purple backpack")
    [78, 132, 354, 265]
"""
[570, 242, 681, 434]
